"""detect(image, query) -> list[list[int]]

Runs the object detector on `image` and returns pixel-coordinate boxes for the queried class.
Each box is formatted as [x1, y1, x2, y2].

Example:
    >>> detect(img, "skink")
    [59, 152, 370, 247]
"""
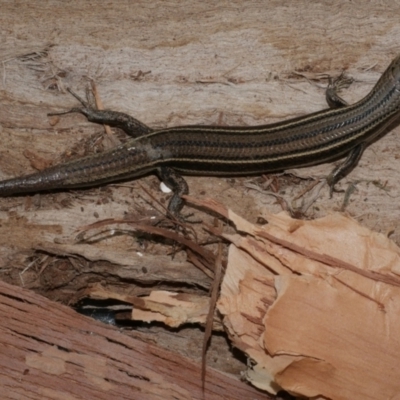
[1, 55, 400, 216]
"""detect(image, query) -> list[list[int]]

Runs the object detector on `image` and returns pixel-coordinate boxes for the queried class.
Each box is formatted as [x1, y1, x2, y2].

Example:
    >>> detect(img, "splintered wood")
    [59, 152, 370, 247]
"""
[218, 207, 400, 400]
[78, 194, 400, 398]
[156, 196, 400, 400]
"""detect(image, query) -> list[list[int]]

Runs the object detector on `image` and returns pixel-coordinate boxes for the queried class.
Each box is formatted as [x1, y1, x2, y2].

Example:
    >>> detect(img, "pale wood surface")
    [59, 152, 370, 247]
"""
[1, 1, 400, 242]
[1, 1, 400, 398]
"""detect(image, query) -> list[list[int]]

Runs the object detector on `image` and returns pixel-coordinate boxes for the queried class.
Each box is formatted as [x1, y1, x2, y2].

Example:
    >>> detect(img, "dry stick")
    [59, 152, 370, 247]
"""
[187, 251, 214, 279]
[76, 218, 216, 275]
[202, 221, 224, 389]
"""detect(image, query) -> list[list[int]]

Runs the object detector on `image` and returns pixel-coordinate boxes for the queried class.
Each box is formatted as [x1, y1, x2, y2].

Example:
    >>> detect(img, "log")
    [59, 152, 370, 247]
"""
[1, 1, 400, 398]
[0, 279, 270, 399]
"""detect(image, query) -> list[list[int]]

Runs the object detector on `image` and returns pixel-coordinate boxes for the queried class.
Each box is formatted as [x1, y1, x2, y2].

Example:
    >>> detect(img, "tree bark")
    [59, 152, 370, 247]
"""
[1, 1, 400, 398]
[0, 279, 270, 399]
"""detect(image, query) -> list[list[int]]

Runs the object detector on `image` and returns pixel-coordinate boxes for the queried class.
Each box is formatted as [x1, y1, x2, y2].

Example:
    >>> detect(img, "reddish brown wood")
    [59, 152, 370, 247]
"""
[0, 280, 270, 399]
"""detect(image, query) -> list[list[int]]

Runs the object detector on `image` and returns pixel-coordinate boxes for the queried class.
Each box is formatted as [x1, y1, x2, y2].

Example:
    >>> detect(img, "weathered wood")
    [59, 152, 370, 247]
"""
[1, 1, 400, 245]
[0, 279, 271, 399]
[1, 1, 400, 397]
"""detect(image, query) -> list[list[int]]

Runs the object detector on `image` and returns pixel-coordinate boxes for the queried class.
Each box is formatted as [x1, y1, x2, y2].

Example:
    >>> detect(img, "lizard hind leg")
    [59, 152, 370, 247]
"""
[48, 88, 153, 138]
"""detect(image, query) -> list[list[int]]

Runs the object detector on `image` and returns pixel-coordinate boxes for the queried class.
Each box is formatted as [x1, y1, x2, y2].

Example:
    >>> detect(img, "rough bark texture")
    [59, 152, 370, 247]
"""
[1, 1, 400, 398]
[0, 279, 271, 399]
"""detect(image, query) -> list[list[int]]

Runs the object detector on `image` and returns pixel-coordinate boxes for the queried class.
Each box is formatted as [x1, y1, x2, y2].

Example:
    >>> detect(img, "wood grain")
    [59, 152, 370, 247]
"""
[0, 279, 271, 399]
[1, 1, 400, 397]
